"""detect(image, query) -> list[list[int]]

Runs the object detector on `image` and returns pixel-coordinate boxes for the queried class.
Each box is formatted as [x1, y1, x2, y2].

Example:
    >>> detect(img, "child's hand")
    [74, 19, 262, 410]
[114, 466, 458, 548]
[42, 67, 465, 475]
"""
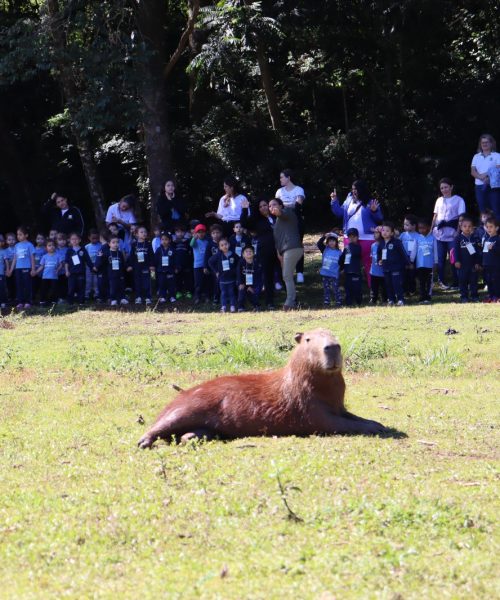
[240, 198, 250, 209]
[126, 266, 132, 272]
[30, 269, 36, 277]
[378, 260, 383, 266]
[238, 284, 245, 290]
[474, 264, 481, 271]
[65, 272, 70, 278]
[203, 268, 209, 274]
[455, 261, 461, 269]
[248, 286, 254, 293]
[149, 267, 155, 272]
[330, 189, 337, 202]
[93, 267, 98, 273]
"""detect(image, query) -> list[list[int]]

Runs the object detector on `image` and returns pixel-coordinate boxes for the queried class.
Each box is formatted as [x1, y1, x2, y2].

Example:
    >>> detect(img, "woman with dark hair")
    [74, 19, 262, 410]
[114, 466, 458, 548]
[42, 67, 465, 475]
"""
[105, 194, 137, 246]
[205, 176, 247, 237]
[42, 192, 85, 236]
[330, 179, 383, 286]
[471, 134, 500, 218]
[431, 177, 465, 289]
[240, 197, 278, 309]
[157, 179, 188, 233]
[275, 169, 306, 283]
[269, 197, 303, 310]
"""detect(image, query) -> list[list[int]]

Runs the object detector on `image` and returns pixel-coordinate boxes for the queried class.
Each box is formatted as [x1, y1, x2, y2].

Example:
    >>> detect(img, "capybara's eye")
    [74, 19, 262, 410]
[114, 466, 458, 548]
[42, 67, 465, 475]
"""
[305, 338, 310, 343]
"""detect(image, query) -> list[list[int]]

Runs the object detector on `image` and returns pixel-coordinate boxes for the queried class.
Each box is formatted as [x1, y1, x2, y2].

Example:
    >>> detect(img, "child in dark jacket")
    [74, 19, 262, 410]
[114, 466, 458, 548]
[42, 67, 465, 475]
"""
[340, 227, 363, 306]
[453, 215, 482, 302]
[154, 233, 176, 303]
[378, 221, 411, 306]
[208, 238, 238, 313]
[204, 224, 223, 303]
[317, 232, 342, 306]
[481, 217, 500, 301]
[171, 224, 193, 299]
[237, 245, 263, 311]
[64, 232, 94, 304]
[95, 235, 128, 306]
[229, 221, 250, 259]
[369, 227, 387, 304]
[127, 226, 154, 305]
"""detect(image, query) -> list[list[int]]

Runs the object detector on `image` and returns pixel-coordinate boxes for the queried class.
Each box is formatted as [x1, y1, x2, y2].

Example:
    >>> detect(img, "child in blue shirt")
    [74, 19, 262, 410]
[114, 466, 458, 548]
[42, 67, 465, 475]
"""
[8, 227, 36, 308]
[85, 229, 102, 301]
[482, 217, 500, 301]
[4, 232, 17, 304]
[32, 233, 46, 303]
[55, 232, 68, 303]
[127, 226, 155, 305]
[317, 232, 342, 307]
[36, 240, 60, 304]
[453, 215, 482, 302]
[229, 222, 250, 259]
[378, 221, 411, 306]
[237, 245, 263, 311]
[65, 232, 94, 304]
[369, 227, 386, 304]
[190, 223, 209, 304]
[0, 234, 8, 307]
[151, 226, 161, 254]
[204, 224, 223, 304]
[340, 227, 363, 306]
[154, 232, 176, 303]
[415, 218, 435, 304]
[399, 214, 418, 296]
[209, 238, 238, 313]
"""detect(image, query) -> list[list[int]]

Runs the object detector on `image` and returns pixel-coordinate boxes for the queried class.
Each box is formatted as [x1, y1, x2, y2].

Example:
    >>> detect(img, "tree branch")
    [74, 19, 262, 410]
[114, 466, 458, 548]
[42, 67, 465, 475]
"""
[163, 0, 200, 80]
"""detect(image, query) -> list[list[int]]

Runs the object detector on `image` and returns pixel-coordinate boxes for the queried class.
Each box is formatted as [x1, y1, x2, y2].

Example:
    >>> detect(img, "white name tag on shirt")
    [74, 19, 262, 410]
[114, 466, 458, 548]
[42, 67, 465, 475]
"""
[407, 240, 415, 252]
[466, 243, 475, 255]
[323, 258, 332, 270]
[18, 250, 26, 259]
[483, 242, 490, 253]
[162, 256, 169, 266]
[112, 258, 120, 270]
[382, 249, 387, 260]
[245, 273, 253, 285]
[423, 246, 431, 256]
[72, 255, 80, 266]
[222, 259, 230, 271]
[137, 251, 145, 262]
[344, 254, 351, 265]
[235, 246, 242, 256]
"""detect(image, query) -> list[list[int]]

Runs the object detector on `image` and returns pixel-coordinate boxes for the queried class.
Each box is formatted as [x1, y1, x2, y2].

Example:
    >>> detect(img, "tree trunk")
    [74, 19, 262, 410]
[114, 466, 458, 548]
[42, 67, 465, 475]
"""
[255, 38, 283, 134]
[46, 0, 107, 230]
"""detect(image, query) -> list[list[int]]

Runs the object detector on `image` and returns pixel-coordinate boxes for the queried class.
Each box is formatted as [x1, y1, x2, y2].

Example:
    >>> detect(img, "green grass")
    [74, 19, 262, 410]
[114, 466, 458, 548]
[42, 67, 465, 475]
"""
[0, 276, 499, 598]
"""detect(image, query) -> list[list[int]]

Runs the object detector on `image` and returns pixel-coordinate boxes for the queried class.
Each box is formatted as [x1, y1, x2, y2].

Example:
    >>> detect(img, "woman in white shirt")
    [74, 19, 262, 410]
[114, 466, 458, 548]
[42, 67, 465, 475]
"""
[431, 178, 465, 289]
[470, 134, 500, 217]
[275, 169, 305, 283]
[105, 195, 137, 246]
[205, 176, 247, 237]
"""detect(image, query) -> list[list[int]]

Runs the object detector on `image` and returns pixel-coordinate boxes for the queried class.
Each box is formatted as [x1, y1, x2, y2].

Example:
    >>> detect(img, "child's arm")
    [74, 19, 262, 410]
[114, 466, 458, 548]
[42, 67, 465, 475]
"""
[8, 255, 17, 276]
[317, 235, 326, 253]
[30, 250, 36, 276]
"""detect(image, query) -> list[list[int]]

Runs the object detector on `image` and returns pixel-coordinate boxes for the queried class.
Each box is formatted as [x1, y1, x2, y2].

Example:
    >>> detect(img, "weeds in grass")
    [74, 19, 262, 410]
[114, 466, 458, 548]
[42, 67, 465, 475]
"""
[270, 462, 303, 523]
[402, 344, 463, 375]
[343, 333, 390, 372]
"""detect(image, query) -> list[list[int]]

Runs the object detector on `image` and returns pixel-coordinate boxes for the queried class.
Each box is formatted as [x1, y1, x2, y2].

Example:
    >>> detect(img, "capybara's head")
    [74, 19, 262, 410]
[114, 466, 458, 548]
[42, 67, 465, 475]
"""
[293, 329, 343, 372]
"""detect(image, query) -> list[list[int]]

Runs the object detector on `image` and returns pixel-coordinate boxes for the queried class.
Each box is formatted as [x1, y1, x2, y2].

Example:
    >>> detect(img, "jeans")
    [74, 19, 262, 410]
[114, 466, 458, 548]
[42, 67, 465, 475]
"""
[193, 267, 208, 301]
[457, 267, 479, 300]
[282, 247, 304, 307]
[134, 269, 152, 300]
[475, 184, 491, 213]
[157, 272, 176, 299]
[417, 268, 433, 302]
[370, 275, 386, 303]
[219, 281, 236, 308]
[15, 269, 32, 304]
[436, 240, 458, 286]
[85, 267, 99, 299]
[384, 270, 404, 303]
[68, 273, 85, 304]
[238, 286, 260, 309]
[344, 273, 362, 305]
[322, 276, 341, 305]
[109, 275, 125, 302]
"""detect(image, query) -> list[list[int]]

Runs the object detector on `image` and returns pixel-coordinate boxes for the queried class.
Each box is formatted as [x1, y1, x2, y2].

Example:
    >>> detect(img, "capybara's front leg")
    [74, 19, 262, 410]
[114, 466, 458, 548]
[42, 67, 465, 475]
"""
[180, 428, 216, 444]
[310, 408, 386, 435]
[343, 411, 387, 433]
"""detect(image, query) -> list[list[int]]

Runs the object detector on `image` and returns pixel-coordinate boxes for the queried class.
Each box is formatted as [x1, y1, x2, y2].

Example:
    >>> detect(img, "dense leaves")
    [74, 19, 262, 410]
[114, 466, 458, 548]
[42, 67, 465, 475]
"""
[1, 0, 499, 230]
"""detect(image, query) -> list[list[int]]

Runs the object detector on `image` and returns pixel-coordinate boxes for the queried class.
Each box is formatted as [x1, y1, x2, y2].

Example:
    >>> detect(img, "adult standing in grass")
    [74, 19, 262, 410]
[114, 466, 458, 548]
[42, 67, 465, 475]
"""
[431, 177, 465, 289]
[275, 169, 306, 283]
[42, 192, 85, 237]
[330, 179, 383, 286]
[470, 134, 500, 217]
[156, 179, 188, 234]
[205, 175, 247, 237]
[269, 198, 303, 310]
[105, 194, 137, 248]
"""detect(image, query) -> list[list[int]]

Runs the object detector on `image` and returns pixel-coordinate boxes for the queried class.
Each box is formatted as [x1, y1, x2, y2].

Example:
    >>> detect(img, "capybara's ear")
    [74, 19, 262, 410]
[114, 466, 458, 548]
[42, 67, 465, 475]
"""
[294, 332, 303, 344]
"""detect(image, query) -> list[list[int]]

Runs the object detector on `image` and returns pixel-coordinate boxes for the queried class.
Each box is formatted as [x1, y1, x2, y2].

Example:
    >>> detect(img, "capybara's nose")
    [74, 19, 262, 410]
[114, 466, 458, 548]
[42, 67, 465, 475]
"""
[324, 344, 339, 355]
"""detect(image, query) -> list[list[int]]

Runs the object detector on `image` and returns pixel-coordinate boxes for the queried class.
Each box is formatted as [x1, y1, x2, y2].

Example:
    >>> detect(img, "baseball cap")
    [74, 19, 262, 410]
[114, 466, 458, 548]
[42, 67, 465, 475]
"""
[194, 224, 207, 233]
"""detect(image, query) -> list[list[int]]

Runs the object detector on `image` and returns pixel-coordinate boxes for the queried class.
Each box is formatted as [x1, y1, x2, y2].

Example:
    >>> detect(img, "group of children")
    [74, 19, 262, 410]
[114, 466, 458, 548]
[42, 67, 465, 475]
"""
[317, 213, 500, 306]
[1, 211, 498, 311]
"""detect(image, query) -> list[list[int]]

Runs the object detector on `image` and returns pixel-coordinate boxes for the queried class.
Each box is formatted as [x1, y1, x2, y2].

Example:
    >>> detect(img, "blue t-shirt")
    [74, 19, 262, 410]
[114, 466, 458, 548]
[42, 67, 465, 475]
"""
[33, 246, 46, 269]
[55, 247, 67, 270]
[416, 233, 435, 269]
[14, 241, 35, 270]
[399, 231, 418, 260]
[319, 247, 341, 278]
[85, 242, 102, 265]
[369, 242, 384, 277]
[190, 237, 209, 269]
[0, 249, 7, 276]
[40, 253, 60, 280]
[5, 246, 15, 264]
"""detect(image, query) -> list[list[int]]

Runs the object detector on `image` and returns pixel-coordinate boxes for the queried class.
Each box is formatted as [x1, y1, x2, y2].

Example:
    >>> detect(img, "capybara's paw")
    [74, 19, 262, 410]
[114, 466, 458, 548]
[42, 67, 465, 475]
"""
[363, 420, 387, 435]
[138, 435, 153, 449]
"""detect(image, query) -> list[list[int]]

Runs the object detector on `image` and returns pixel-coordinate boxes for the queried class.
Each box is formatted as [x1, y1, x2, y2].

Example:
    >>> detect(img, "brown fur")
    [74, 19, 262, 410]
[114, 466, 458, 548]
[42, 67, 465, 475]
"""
[138, 329, 386, 448]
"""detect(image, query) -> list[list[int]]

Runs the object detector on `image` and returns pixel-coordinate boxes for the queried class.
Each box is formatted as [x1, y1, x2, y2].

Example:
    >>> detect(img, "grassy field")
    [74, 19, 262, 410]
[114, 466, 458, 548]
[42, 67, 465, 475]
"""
[1, 269, 499, 598]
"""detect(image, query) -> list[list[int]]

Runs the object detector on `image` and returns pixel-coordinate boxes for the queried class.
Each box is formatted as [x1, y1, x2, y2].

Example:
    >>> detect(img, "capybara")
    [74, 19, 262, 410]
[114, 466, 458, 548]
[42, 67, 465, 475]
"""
[138, 328, 387, 448]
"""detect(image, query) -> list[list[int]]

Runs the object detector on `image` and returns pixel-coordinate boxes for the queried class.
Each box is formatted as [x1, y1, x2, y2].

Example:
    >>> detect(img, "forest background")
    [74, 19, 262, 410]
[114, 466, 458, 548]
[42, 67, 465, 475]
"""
[1, 0, 499, 231]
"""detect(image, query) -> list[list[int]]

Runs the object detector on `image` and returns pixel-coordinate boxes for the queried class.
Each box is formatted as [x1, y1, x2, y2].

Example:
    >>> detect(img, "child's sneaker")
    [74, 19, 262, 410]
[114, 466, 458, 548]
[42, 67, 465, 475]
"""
[135, 297, 142, 304]
[185, 292, 192, 299]
[0, 303, 6, 308]
[145, 298, 152, 306]
[170, 297, 177, 303]
[396, 300, 404, 306]
[176, 291, 183, 299]
[220, 306, 227, 313]
[230, 305, 236, 313]
[158, 297, 166, 304]
[238, 307, 245, 312]
[110, 300, 118, 306]
[16, 303, 24, 309]
[387, 300, 394, 307]
[274, 282, 282, 291]
[24, 303, 31, 309]
[296, 273, 304, 284]
[120, 298, 129, 305]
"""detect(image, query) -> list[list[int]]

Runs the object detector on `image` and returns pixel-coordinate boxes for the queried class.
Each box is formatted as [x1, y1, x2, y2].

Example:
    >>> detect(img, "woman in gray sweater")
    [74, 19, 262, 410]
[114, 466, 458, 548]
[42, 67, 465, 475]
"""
[269, 198, 304, 310]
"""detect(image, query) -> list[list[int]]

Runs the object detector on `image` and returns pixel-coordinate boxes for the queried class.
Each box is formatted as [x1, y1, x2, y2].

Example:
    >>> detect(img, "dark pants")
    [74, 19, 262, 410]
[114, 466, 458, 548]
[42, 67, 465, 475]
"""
[370, 275, 387, 303]
[483, 266, 500, 298]
[175, 268, 193, 294]
[457, 267, 479, 300]
[384, 270, 404, 303]
[238, 286, 260, 309]
[6, 272, 15, 302]
[134, 269, 152, 300]
[259, 248, 277, 307]
[0, 275, 7, 304]
[97, 273, 109, 301]
[344, 273, 362, 305]
[68, 273, 85, 304]
[109, 275, 124, 302]
[193, 267, 209, 301]
[58, 274, 68, 300]
[322, 276, 341, 305]
[404, 263, 416, 294]
[40, 279, 59, 303]
[157, 272, 176, 299]
[15, 269, 32, 304]
[417, 268, 433, 302]
[220, 281, 236, 308]
[436, 240, 458, 286]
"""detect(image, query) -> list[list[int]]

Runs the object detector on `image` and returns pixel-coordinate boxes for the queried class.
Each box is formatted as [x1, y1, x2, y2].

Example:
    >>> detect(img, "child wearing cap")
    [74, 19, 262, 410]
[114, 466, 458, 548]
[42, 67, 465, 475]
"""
[190, 223, 209, 304]
[340, 228, 363, 306]
[317, 232, 342, 307]
[369, 227, 387, 304]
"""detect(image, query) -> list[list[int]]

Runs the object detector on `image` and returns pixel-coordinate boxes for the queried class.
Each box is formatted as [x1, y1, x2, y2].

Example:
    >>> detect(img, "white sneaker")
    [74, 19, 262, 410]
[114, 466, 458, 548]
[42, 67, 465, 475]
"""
[158, 297, 166, 304]
[110, 300, 118, 306]
[275, 282, 282, 291]
[170, 297, 177, 303]
[135, 297, 142, 304]
[296, 273, 304, 284]
[145, 298, 152, 306]
[0, 303, 6, 308]
[396, 300, 404, 306]
[120, 298, 129, 305]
